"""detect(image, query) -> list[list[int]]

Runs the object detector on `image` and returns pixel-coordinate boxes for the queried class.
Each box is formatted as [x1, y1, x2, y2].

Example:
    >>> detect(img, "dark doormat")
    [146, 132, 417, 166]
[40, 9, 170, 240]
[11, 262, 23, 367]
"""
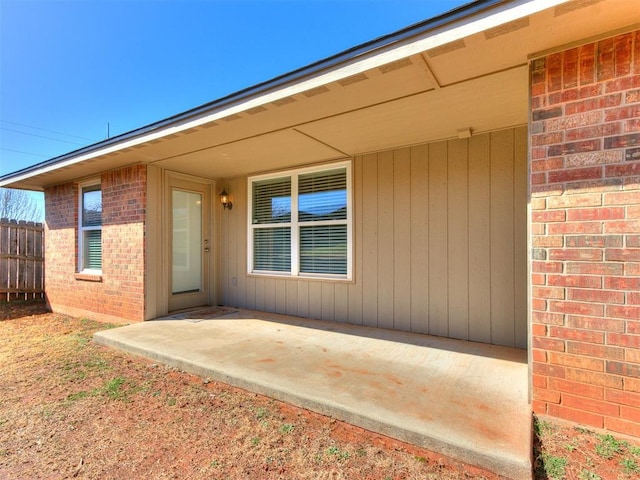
[161, 307, 237, 322]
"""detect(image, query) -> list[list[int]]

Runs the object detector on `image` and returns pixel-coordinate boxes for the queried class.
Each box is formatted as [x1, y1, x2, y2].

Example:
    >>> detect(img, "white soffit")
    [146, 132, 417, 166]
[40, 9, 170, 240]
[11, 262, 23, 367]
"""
[0, 0, 567, 188]
[105, 0, 565, 141]
[296, 66, 529, 156]
[110, 60, 436, 164]
[430, 0, 640, 85]
[120, 0, 566, 134]
[4, 0, 640, 187]
[153, 129, 345, 178]
[11, 155, 141, 191]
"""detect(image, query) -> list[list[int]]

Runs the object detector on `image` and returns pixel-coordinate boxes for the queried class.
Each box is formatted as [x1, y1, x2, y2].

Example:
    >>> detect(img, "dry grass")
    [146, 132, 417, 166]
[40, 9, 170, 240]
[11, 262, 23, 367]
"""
[533, 416, 640, 480]
[0, 301, 498, 479]
[6, 301, 638, 479]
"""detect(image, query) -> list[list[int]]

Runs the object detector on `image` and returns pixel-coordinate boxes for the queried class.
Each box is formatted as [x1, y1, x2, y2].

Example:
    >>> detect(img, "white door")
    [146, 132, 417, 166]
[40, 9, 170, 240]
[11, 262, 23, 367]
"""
[168, 178, 210, 311]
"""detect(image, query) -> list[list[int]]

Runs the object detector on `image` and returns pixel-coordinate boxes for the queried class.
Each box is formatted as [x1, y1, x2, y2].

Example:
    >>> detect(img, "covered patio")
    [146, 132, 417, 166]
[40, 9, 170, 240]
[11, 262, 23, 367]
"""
[94, 308, 531, 479]
[4, 2, 639, 476]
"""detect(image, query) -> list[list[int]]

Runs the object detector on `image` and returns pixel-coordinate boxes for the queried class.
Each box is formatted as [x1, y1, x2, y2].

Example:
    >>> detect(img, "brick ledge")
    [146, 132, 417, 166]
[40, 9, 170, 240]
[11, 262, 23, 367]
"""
[74, 273, 103, 282]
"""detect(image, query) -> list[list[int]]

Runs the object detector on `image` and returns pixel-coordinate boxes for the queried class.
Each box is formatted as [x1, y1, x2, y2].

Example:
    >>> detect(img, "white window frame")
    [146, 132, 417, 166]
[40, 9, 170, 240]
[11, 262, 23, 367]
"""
[78, 179, 102, 274]
[247, 160, 352, 280]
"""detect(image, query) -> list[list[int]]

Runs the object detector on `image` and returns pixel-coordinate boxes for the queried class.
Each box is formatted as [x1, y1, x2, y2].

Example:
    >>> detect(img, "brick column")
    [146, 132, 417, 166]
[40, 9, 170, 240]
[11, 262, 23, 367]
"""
[44, 164, 147, 322]
[530, 31, 640, 438]
[101, 164, 147, 321]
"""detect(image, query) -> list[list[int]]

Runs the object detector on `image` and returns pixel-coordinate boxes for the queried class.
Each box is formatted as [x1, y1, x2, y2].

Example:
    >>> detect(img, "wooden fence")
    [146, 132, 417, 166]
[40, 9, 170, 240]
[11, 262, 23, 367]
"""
[0, 219, 44, 301]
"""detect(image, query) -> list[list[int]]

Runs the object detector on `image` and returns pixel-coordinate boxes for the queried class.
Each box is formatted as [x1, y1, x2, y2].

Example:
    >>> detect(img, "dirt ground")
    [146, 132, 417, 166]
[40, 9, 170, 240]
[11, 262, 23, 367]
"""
[533, 416, 640, 480]
[1, 301, 639, 480]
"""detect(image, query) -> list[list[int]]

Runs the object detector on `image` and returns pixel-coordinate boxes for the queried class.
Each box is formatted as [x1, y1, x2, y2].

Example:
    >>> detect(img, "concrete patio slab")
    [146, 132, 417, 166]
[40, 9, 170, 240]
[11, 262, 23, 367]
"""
[93, 308, 532, 479]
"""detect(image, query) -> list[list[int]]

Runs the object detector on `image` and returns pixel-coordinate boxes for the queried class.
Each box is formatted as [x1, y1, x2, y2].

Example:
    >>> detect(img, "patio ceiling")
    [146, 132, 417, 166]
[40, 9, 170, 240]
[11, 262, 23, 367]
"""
[3, 0, 639, 190]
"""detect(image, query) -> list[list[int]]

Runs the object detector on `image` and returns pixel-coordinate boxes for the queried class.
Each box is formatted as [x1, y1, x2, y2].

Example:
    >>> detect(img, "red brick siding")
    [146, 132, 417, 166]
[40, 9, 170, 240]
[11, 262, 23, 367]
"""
[44, 165, 146, 322]
[530, 31, 640, 437]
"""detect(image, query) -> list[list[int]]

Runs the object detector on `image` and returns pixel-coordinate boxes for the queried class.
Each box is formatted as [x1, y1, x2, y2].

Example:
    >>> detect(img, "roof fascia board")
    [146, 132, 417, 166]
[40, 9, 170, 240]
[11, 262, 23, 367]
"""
[0, 0, 569, 188]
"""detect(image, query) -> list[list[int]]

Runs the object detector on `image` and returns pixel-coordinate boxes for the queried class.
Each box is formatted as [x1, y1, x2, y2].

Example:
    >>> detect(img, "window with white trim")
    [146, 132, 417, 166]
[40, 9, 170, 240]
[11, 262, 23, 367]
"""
[248, 161, 351, 279]
[78, 182, 102, 272]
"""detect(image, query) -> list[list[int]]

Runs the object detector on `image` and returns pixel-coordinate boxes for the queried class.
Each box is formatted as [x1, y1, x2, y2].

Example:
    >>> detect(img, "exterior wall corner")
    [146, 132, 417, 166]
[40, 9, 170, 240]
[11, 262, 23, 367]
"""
[529, 30, 640, 438]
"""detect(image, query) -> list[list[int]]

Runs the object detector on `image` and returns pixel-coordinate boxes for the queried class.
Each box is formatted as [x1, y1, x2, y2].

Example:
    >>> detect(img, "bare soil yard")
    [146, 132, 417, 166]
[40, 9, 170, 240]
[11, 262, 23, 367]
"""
[0, 302, 498, 479]
[1, 301, 639, 479]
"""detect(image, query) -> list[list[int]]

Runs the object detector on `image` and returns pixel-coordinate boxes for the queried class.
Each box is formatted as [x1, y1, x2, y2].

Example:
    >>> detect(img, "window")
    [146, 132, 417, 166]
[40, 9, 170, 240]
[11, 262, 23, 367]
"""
[248, 161, 351, 279]
[78, 182, 102, 272]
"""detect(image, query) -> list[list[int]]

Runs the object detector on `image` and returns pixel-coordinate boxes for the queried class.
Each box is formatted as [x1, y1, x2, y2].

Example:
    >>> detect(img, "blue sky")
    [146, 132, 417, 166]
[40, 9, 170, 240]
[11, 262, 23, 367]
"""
[0, 0, 462, 185]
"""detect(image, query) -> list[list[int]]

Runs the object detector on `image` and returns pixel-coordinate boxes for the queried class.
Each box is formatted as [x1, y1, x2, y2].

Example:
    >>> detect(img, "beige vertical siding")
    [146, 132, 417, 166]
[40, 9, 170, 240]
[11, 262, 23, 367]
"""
[220, 127, 527, 348]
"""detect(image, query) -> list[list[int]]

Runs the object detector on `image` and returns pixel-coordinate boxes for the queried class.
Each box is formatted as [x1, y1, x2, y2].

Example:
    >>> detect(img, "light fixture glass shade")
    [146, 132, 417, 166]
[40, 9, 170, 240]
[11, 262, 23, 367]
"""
[219, 190, 232, 210]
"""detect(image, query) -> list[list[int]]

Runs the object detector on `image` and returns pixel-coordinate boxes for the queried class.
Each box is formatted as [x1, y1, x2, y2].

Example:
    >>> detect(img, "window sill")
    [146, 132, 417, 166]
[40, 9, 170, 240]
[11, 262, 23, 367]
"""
[247, 272, 353, 284]
[75, 272, 103, 282]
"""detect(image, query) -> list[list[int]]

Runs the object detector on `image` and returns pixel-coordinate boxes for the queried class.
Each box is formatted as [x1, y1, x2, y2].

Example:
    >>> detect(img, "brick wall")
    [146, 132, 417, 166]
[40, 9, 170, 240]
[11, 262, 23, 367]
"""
[44, 164, 147, 322]
[530, 31, 640, 438]
[44, 183, 79, 313]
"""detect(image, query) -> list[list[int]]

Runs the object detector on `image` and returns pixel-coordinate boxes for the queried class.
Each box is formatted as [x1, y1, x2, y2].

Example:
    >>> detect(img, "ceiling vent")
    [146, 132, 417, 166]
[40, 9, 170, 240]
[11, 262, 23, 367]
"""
[484, 17, 529, 40]
[303, 86, 330, 97]
[246, 106, 268, 115]
[271, 96, 297, 107]
[338, 72, 368, 86]
[223, 114, 242, 122]
[427, 39, 466, 58]
[379, 58, 413, 73]
[555, 0, 604, 16]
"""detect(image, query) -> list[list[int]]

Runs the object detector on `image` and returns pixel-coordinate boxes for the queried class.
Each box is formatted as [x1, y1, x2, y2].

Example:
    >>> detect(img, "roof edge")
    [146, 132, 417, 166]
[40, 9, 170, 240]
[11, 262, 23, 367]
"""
[0, 0, 511, 187]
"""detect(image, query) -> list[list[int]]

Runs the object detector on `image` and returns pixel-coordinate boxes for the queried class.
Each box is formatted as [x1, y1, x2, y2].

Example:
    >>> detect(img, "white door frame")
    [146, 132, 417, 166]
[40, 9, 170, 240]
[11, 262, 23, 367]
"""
[164, 171, 216, 313]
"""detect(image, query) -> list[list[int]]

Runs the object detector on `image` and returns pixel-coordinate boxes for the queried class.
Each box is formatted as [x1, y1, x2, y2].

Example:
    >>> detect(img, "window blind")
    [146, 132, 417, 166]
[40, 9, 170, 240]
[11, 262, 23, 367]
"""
[82, 187, 102, 227]
[84, 230, 102, 270]
[298, 169, 347, 221]
[300, 224, 347, 274]
[80, 184, 102, 271]
[252, 177, 291, 224]
[249, 162, 350, 278]
[253, 227, 291, 272]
